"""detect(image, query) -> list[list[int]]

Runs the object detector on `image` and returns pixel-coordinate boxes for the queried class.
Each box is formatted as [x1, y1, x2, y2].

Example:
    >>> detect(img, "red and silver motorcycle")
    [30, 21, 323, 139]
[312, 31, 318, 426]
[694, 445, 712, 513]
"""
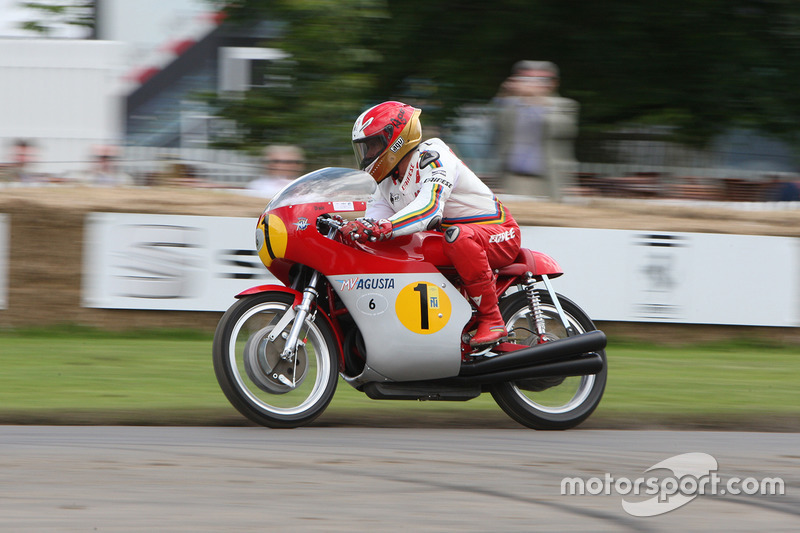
[213, 167, 607, 429]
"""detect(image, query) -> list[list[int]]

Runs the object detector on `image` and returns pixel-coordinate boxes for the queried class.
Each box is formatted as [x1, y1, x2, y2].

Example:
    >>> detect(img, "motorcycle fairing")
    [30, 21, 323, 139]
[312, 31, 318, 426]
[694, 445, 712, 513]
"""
[330, 272, 471, 384]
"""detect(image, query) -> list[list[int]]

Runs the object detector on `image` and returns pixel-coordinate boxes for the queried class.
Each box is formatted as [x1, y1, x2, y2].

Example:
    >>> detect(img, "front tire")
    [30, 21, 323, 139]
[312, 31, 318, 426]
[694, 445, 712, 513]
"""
[489, 291, 607, 430]
[213, 292, 339, 428]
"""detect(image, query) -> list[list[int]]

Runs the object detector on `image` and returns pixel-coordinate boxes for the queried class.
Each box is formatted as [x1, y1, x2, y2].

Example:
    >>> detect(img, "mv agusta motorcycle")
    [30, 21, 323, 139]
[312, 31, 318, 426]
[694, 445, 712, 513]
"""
[212, 167, 608, 429]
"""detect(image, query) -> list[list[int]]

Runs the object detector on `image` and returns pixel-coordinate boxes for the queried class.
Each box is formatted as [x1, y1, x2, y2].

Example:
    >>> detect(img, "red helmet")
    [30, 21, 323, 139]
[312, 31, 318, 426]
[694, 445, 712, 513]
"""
[352, 101, 422, 183]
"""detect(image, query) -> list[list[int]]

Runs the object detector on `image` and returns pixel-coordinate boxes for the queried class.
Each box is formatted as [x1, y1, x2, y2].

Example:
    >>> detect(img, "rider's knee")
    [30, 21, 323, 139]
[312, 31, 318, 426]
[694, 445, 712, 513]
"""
[442, 224, 477, 257]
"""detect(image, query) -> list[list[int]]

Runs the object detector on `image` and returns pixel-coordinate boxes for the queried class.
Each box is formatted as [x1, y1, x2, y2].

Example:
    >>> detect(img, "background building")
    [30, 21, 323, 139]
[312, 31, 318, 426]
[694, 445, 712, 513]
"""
[0, 0, 270, 182]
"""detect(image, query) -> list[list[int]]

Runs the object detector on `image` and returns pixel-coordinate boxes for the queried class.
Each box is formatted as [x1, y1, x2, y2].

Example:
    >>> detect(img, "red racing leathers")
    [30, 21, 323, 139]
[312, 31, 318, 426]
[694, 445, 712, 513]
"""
[365, 138, 521, 345]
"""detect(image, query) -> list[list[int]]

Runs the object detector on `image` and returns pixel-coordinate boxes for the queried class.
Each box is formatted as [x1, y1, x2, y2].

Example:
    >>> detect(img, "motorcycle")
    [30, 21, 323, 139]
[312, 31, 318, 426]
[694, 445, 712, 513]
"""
[212, 167, 607, 430]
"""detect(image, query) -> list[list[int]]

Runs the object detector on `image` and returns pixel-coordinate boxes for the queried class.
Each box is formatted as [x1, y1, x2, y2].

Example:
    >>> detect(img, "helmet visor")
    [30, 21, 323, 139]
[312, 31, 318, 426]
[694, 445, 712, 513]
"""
[353, 133, 388, 171]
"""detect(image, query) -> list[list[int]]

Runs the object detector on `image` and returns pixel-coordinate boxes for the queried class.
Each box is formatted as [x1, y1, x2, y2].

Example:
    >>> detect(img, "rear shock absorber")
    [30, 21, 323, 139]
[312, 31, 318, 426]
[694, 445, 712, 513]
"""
[523, 272, 547, 341]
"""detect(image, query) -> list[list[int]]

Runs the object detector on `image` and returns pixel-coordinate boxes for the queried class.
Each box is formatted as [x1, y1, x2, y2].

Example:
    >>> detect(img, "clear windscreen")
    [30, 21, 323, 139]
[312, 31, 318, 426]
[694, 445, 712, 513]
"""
[266, 167, 377, 210]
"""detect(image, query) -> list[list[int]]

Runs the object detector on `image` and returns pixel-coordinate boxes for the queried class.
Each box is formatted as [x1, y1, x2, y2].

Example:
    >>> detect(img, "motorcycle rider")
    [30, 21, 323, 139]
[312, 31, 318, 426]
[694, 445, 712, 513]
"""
[345, 101, 522, 347]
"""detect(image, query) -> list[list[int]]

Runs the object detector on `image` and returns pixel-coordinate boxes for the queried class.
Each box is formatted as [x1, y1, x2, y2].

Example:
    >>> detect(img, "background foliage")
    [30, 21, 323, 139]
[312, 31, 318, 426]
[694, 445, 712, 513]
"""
[214, 0, 800, 160]
[17, 0, 95, 37]
[207, 0, 387, 160]
[19, 1, 800, 161]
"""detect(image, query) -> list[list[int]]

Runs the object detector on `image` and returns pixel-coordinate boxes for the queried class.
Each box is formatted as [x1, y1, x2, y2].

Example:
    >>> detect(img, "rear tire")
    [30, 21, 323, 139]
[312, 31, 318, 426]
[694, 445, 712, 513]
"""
[213, 292, 338, 428]
[489, 291, 607, 430]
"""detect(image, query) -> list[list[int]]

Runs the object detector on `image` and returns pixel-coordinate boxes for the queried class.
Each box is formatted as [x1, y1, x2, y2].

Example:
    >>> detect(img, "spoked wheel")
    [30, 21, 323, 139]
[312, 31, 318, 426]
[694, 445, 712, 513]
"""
[489, 291, 607, 430]
[213, 292, 338, 428]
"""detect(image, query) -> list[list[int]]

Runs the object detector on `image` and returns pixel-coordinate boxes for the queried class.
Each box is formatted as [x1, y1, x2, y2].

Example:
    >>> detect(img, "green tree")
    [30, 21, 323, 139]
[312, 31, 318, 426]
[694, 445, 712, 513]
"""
[17, 0, 96, 38]
[380, 0, 800, 147]
[209, 0, 387, 163]
[215, 0, 800, 155]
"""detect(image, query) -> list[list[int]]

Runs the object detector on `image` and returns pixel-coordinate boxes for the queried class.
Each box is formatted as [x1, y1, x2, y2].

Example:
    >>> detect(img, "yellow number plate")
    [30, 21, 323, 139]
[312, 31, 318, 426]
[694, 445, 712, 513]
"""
[395, 281, 452, 334]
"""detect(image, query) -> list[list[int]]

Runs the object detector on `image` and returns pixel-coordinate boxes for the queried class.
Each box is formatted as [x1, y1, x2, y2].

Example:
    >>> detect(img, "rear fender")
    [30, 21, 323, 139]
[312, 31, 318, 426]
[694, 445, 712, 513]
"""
[234, 284, 344, 370]
[527, 249, 563, 278]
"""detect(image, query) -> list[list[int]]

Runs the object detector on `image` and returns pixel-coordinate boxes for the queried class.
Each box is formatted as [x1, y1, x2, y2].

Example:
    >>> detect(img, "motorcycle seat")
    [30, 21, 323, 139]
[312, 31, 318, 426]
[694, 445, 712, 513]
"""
[496, 248, 536, 277]
[495, 248, 563, 278]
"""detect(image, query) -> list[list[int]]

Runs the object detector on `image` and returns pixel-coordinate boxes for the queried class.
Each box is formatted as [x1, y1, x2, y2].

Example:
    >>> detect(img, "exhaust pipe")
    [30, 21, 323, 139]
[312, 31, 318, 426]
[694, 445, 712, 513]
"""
[459, 330, 606, 377]
[451, 352, 604, 386]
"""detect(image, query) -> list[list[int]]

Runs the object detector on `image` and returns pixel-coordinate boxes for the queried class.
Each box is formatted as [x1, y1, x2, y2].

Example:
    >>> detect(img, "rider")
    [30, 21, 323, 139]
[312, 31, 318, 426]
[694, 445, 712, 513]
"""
[344, 101, 522, 346]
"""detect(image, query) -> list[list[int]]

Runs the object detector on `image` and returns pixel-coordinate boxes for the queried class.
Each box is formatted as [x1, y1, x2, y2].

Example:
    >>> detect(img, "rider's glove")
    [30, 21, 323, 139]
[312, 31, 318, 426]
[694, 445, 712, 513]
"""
[368, 218, 393, 241]
[342, 217, 393, 243]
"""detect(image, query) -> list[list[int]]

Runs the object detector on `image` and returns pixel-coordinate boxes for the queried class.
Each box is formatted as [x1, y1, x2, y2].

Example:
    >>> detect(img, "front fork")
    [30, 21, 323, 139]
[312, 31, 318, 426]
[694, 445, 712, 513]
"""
[522, 272, 576, 340]
[279, 270, 321, 362]
[278, 224, 338, 363]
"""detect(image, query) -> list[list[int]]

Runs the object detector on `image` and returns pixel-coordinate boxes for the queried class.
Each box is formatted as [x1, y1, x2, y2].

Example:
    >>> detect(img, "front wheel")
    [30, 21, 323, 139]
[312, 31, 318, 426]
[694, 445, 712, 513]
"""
[489, 291, 607, 430]
[212, 292, 339, 428]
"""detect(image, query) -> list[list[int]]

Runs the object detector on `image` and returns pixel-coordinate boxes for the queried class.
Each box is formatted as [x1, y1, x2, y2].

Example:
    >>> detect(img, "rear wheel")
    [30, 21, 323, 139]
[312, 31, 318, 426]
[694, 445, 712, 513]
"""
[212, 292, 338, 428]
[489, 291, 607, 430]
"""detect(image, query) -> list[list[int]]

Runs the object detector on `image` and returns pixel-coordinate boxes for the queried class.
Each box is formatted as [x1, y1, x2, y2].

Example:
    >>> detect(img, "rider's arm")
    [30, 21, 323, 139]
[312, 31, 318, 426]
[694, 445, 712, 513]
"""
[388, 148, 456, 237]
[364, 189, 395, 220]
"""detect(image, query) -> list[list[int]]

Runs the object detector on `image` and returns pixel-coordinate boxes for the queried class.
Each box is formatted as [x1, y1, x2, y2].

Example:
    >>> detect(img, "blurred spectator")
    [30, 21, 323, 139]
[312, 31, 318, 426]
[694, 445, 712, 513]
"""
[247, 144, 305, 197]
[78, 145, 133, 186]
[769, 177, 800, 201]
[164, 162, 205, 187]
[2, 139, 38, 182]
[492, 60, 579, 201]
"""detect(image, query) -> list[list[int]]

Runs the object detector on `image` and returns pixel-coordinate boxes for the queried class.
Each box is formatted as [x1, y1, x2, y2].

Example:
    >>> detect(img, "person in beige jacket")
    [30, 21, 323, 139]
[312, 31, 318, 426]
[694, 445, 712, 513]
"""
[493, 60, 579, 201]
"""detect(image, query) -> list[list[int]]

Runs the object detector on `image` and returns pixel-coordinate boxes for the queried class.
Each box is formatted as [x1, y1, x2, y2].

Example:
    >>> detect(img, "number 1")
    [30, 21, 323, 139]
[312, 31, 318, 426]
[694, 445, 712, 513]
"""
[413, 283, 429, 330]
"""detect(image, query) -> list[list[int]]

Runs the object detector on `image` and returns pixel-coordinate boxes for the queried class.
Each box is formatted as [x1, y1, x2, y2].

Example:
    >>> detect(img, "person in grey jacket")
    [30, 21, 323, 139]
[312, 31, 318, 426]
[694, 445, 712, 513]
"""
[493, 60, 579, 201]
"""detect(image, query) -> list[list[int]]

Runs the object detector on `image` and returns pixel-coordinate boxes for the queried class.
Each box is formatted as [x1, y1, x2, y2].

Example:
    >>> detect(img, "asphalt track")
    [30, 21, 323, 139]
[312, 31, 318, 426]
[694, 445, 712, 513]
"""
[1, 427, 797, 532]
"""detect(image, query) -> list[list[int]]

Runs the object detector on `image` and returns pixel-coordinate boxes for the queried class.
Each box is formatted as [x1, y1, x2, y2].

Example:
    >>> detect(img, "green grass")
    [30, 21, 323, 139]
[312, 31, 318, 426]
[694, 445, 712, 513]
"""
[1, 327, 798, 427]
[598, 339, 800, 417]
[0, 326, 220, 411]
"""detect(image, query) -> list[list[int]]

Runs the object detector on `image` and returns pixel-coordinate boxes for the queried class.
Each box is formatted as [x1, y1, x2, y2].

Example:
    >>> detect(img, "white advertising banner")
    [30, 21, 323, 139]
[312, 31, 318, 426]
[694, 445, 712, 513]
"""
[521, 226, 800, 327]
[83, 213, 276, 312]
[83, 213, 800, 326]
[0, 213, 7, 309]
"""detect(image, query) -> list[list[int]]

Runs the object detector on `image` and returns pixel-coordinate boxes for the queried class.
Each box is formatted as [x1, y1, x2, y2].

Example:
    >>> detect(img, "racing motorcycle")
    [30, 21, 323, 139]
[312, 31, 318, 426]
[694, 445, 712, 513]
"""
[212, 167, 607, 430]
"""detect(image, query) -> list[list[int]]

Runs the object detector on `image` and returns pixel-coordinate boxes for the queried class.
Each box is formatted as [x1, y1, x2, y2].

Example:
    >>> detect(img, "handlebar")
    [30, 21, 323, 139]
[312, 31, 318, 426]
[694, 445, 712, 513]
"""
[317, 214, 377, 243]
[317, 216, 346, 230]
[317, 214, 349, 240]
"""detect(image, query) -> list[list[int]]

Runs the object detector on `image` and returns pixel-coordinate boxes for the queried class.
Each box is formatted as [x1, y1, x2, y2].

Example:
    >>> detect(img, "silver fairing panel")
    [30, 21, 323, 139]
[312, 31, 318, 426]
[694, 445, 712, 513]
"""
[329, 272, 471, 382]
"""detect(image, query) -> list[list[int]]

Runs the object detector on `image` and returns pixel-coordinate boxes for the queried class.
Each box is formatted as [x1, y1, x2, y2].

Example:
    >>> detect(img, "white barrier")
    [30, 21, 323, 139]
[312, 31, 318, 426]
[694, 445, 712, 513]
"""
[81, 213, 800, 327]
[521, 227, 800, 327]
[82, 213, 277, 312]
